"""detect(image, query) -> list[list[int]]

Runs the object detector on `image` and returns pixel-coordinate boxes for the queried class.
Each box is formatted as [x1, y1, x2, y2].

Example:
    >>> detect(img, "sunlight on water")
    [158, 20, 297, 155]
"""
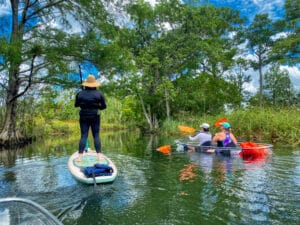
[0, 133, 299, 225]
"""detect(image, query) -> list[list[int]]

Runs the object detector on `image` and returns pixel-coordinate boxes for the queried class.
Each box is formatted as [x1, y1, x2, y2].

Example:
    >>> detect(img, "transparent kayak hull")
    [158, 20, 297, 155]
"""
[175, 139, 273, 156]
[0, 197, 63, 225]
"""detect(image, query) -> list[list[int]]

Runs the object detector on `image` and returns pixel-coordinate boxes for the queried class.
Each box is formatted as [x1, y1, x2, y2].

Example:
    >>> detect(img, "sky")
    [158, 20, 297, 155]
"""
[204, 0, 300, 92]
[0, 0, 299, 92]
[144, 0, 300, 92]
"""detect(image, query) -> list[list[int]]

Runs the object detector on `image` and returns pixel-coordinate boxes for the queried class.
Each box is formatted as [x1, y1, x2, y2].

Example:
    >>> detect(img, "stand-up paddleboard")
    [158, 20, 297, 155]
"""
[68, 150, 117, 184]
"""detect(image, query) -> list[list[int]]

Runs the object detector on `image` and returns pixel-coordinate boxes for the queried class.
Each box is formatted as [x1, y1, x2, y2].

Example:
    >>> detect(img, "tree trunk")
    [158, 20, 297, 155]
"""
[258, 55, 263, 107]
[0, 75, 32, 147]
[165, 87, 170, 119]
[0, 0, 32, 148]
[138, 93, 159, 133]
[0, 98, 29, 147]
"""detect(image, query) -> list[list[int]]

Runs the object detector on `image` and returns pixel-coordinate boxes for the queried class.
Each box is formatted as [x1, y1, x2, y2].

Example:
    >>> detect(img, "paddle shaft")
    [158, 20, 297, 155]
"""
[79, 64, 89, 151]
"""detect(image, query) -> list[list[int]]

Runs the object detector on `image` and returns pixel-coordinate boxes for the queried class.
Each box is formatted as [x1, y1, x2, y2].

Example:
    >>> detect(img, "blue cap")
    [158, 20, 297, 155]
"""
[221, 122, 231, 129]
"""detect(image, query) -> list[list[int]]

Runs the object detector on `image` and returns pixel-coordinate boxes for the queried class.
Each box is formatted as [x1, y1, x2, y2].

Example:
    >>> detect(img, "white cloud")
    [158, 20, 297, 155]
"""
[281, 65, 300, 90]
[145, 0, 158, 6]
[243, 80, 257, 93]
[243, 65, 300, 94]
[252, 0, 285, 19]
[271, 32, 288, 40]
[0, 0, 10, 15]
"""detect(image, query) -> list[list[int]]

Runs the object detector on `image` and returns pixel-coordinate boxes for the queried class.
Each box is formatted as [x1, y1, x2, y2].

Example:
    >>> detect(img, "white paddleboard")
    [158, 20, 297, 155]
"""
[68, 150, 117, 184]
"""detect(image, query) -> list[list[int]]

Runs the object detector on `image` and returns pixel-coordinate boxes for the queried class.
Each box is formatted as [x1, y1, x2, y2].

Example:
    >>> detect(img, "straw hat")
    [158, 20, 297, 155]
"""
[82, 75, 100, 87]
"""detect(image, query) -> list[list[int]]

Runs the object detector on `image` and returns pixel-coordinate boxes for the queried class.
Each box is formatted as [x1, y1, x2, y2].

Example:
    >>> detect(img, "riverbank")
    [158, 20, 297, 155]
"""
[32, 107, 299, 146]
[161, 107, 300, 146]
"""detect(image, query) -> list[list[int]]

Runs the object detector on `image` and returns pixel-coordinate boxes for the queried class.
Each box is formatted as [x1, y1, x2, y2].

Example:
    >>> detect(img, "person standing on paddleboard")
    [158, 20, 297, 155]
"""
[75, 74, 107, 162]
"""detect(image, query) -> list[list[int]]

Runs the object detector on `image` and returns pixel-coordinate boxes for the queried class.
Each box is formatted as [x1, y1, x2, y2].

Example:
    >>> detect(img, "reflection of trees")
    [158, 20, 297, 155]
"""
[146, 134, 158, 151]
[0, 148, 23, 183]
[0, 149, 21, 168]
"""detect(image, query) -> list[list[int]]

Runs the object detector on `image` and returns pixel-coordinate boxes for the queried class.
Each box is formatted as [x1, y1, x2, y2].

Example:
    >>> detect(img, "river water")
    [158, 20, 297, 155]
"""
[0, 131, 299, 225]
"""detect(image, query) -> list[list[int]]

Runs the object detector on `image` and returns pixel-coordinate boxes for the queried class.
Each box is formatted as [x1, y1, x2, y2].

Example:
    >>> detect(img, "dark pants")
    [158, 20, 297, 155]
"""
[78, 114, 101, 153]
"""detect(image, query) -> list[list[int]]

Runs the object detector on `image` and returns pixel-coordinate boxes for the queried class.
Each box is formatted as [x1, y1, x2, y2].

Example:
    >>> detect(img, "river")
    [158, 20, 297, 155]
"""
[0, 131, 299, 225]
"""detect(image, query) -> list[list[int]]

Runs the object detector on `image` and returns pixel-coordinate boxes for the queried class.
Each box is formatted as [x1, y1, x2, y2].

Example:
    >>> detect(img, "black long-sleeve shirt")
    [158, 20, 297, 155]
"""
[75, 88, 107, 113]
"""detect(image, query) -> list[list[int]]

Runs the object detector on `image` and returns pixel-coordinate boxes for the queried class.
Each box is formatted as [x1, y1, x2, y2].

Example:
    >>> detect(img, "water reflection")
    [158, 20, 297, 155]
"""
[0, 148, 22, 168]
[0, 132, 299, 225]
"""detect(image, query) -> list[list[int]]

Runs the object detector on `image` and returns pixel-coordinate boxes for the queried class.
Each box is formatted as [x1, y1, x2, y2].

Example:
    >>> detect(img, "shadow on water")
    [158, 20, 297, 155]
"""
[0, 131, 299, 225]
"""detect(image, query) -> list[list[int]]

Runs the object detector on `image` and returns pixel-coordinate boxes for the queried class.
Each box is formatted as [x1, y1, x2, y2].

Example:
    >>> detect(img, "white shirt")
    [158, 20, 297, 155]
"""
[189, 132, 212, 146]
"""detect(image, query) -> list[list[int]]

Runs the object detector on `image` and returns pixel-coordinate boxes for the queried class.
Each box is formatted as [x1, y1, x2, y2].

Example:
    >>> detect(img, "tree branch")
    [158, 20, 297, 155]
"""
[0, 82, 8, 91]
[25, 0, 66, 21]
[9, 54, 36, 103]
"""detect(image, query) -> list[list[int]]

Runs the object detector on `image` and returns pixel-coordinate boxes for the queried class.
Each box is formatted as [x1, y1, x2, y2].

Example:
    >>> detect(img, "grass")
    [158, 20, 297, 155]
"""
[161, 107, 300, 146]
[28, 106, 300, 146]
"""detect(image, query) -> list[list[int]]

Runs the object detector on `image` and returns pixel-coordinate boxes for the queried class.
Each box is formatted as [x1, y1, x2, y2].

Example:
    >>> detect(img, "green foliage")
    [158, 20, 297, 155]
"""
[1, 0, 299, 139]
[264, 64, 296, 106]
[111, 1, 245, 131]
[229, 107, 300, 145]
[243, 13, 278, 106]
[161, 107, 300, 145]
[120, 96, 142, 122]
[270, 0, 300, 65]
[173, 73, 242, 115]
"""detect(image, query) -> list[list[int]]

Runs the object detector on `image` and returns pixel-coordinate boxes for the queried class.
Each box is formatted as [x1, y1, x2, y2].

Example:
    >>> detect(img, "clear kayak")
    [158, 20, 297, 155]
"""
[0, 197, 63, 225]
[174, 139, 273, 157]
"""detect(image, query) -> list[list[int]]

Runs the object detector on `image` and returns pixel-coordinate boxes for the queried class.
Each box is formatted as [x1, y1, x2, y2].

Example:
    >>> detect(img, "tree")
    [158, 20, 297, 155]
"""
[264, 64, 296, 106]
[173, 73, 242, 115]
[226, 58, 252, 104]
[0, 0, 116, 147]
[113, 0, 243, 131]
[271, 0, 300, 65]
[244, 13, 276, 107]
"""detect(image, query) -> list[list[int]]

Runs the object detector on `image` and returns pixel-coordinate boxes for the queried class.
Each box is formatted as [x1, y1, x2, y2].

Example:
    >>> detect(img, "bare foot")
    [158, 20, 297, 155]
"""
[206, 149, 215, 153]
[97, 153, 103, 161]
[76, 153, 83, 162]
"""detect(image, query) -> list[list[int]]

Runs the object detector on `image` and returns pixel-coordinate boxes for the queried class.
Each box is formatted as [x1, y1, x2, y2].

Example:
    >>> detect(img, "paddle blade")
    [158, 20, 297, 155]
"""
[214, 117, 228, 127]
[240, 142, 270, 160]
[157, 145, 171, 155]
[178, 125, 196, 133]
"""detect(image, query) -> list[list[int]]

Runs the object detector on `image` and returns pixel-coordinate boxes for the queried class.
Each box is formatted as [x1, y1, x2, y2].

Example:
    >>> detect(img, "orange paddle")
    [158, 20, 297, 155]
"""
[178, 125, 196, 133]
[214, 117, 228, 127]
[156, 145, 171, 155]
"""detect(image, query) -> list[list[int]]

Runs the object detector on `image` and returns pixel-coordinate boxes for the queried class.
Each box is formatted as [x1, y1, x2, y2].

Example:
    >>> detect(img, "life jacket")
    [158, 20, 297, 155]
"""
[84, 163, 113, 178]
[222, 132, 232, 147]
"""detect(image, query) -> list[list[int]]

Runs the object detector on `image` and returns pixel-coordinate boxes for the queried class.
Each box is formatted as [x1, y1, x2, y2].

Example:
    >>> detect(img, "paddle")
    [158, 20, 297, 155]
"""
[158, 119, 227, 155]
[214, 117, 228, 127]
[156, 145, 171, 155]
[85, 139, 89, 152]
[178, 125, 196, 133]
[79, 64, 83, 90]
[79, 64, 90, 153]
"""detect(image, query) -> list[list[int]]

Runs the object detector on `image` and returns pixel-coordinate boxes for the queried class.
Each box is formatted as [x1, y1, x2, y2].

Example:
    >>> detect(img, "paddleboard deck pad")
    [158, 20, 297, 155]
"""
[68, 150, 117, 184]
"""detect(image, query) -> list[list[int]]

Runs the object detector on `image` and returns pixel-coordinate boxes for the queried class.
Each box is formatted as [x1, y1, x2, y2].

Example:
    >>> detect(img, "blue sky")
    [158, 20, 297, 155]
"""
[0, 0, 299, 92]
[206, 0, 300, 92]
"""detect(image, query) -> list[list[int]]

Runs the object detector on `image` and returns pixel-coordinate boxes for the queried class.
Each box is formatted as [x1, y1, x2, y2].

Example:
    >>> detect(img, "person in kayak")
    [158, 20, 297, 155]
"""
[75, 74, 107, 162]
[212, 122, 237, 147]
[187, 123, 212, 151]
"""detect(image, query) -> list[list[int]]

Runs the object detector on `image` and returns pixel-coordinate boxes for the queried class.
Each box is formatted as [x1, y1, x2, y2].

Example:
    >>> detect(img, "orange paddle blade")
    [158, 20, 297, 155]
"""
[178, 125, 196, 133]
[214, 117, 228, 127]
[240, 142, 269, 159]
[157, 145, 171, 155]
